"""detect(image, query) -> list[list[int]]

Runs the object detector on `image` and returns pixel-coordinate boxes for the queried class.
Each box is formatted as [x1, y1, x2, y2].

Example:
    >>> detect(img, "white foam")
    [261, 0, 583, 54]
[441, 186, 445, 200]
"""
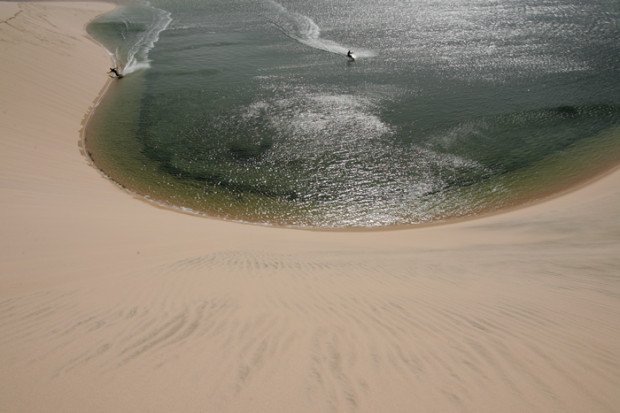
[120, 3, 172, 75]
[264, 0, 375, 58]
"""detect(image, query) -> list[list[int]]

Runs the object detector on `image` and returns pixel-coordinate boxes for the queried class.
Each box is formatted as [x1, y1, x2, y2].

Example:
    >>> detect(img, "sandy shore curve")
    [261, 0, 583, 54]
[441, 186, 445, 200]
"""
[1, 2, 619, 412]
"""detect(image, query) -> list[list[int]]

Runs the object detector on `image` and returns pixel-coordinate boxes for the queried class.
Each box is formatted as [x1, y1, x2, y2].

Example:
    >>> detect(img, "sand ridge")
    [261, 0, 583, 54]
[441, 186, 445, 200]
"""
[0, 2, 619, 412]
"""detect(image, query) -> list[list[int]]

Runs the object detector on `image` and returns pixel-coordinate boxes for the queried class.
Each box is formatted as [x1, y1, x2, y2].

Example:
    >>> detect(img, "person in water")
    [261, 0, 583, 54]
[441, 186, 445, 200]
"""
[347, 50, 353, 58]
[108, 67, 123, 78]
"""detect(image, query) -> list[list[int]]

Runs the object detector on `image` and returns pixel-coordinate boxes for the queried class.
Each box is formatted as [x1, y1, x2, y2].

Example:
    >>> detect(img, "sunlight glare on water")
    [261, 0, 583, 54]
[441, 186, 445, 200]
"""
[86, 0, 620, 227]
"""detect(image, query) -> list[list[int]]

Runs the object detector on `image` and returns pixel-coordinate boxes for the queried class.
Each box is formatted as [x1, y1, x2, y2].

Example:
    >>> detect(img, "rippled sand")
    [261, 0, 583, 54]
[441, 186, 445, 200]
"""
[1, 2, 619, 412]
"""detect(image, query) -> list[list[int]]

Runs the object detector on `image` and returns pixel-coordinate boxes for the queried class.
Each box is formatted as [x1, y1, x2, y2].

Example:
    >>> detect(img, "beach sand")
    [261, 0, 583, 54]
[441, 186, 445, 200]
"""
[1, 2, 619, 412]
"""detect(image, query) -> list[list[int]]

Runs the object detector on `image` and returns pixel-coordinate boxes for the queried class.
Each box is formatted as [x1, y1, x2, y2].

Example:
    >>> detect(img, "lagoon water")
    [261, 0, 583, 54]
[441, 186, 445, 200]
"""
[87, 0, 620, 227]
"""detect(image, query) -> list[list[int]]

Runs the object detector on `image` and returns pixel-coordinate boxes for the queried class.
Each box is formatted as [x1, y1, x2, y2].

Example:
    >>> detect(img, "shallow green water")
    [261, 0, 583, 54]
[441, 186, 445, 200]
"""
[86, 0, 620, 227]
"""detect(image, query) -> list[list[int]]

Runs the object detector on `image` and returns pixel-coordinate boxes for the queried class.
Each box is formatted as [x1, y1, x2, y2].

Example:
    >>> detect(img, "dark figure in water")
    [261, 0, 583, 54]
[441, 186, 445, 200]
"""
[108, 67, 123, 79]
[347, 50, 355, 61]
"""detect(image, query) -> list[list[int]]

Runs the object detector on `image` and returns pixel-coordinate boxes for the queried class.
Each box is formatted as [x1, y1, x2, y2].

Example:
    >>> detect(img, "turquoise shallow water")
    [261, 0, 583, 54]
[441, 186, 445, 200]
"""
[87, 0, 620, 227]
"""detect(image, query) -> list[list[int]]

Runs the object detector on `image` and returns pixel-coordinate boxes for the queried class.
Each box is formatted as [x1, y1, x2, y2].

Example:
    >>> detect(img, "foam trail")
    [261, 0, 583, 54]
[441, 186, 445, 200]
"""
[264, 0, 375, 58]
[120, 3, 172, 75]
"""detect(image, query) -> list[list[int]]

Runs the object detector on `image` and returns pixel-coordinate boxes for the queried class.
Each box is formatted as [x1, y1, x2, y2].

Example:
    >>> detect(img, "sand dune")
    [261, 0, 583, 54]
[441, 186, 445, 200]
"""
[1, 2, 619, 412]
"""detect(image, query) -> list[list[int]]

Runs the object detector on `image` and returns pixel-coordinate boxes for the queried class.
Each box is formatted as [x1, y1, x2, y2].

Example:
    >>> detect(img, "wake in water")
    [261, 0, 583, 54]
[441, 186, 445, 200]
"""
[264, 0, 375, 58]
[99, 2, 172, 76]
[124, 3, 171, 75]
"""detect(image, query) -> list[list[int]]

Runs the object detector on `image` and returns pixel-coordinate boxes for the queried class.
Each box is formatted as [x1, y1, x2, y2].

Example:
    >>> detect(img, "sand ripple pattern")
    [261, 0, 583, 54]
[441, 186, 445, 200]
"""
[1, 2, 619, 412]
[1, 247, 619, 412]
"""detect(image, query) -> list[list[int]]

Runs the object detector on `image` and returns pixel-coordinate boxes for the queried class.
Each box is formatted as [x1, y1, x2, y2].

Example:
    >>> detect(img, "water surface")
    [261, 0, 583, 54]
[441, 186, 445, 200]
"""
[87, 0, 620, 227]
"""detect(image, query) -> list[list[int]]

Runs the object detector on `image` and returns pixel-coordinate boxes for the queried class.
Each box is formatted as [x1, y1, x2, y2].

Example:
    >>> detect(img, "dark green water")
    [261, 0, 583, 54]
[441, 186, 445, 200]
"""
[87, 0, 620, 227]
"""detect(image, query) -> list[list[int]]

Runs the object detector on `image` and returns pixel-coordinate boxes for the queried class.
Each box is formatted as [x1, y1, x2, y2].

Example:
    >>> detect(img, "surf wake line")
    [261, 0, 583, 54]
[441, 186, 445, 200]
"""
[264, 0, 375, 59]
[110, 2, 172, 76]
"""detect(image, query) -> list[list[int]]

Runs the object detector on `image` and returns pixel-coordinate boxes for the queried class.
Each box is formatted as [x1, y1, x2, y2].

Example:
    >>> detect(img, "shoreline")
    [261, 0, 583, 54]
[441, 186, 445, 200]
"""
[81, 157, 620, 233]
[84, 94, 620, 231]
[80, 10, 620, 231]
[83, 123, 620, 233]
[1, 2, 619, 412]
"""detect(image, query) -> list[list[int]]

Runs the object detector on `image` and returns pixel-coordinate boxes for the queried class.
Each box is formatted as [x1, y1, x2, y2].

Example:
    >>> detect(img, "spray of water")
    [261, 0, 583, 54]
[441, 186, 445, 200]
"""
[264, 0, 375, 58]
[116, 3, 172, 75]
